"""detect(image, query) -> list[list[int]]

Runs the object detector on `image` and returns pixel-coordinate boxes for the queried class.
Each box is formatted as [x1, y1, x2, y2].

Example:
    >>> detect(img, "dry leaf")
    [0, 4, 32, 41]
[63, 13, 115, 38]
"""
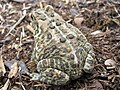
[26, 24, 34, 34]
[70, 8, 78, 16]
[0, 55, 6, 76]
[5, 60, 16, 70]
[19, 61, 29, 74]
[91, 30, 103, 35]
[8, 62, 18, 78]
[90, 80, 103, 90]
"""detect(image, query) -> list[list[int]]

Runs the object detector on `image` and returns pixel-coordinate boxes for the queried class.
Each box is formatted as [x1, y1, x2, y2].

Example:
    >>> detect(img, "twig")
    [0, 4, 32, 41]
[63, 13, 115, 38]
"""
[0, 54, 6, 76]
[0, 79, 10, 90]
[15, 82, 26, 90]
[5, 13, 26, 37]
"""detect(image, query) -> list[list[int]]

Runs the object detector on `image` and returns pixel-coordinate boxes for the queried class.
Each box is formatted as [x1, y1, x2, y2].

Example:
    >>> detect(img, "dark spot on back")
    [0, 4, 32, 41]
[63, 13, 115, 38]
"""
[50, 13, 54, 17]
[47, 33, 52, 39]
[56, 21, 61, 26]
[70, 54, 74, 59]
[49, 23, 55, 29]
[60, 37, 66, 43]
[67, 34, 74, 39]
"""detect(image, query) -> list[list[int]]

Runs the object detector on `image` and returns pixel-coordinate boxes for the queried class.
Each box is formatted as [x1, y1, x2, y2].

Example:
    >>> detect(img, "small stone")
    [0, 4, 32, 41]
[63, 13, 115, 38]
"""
[104, 59, 116, 70]
[74, 17, 84, 27]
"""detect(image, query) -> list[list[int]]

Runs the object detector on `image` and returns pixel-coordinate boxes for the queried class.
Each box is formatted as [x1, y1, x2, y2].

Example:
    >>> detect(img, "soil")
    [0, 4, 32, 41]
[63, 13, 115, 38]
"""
[0, 0, 120, 90]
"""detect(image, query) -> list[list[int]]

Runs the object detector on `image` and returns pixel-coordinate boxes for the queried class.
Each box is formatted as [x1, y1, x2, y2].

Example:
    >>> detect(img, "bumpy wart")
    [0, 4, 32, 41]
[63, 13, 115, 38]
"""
[31, 6, 95, 85]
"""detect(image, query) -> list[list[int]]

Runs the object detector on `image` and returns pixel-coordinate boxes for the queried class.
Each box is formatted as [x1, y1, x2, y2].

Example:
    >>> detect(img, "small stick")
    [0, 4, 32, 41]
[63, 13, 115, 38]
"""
[5, 13, 26, 37]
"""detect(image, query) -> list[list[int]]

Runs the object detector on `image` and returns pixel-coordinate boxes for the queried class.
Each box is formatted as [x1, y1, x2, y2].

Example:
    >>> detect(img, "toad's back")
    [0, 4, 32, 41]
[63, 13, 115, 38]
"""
[31, 6, 95, 85]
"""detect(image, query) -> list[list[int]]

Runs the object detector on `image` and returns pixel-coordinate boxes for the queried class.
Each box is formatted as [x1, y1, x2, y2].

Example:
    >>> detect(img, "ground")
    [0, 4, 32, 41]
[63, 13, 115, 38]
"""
[0, 0, 120, 90]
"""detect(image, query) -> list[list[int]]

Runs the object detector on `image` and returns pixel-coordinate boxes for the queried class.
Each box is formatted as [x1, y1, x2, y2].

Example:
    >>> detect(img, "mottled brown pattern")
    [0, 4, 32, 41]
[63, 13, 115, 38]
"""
[30, 6, 95, 85]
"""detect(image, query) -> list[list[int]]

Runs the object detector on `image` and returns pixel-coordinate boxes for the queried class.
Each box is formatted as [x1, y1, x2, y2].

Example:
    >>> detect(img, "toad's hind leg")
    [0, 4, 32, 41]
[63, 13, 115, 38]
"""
[31, 68, 69, 85]
[83, 42, 95, 72]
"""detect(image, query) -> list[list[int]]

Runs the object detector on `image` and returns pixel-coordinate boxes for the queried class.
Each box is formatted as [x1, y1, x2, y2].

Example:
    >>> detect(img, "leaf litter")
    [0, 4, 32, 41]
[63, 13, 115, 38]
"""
[0, 0, 120, 90]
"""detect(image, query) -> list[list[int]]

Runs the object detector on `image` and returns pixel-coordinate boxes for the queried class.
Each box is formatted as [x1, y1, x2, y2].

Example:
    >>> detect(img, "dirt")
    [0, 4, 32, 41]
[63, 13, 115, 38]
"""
[0, 0, 120, 90]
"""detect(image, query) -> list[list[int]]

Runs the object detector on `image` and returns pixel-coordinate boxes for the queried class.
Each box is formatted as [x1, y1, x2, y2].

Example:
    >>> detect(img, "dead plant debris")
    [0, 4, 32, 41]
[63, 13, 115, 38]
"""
[0, 0, 120, 90]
